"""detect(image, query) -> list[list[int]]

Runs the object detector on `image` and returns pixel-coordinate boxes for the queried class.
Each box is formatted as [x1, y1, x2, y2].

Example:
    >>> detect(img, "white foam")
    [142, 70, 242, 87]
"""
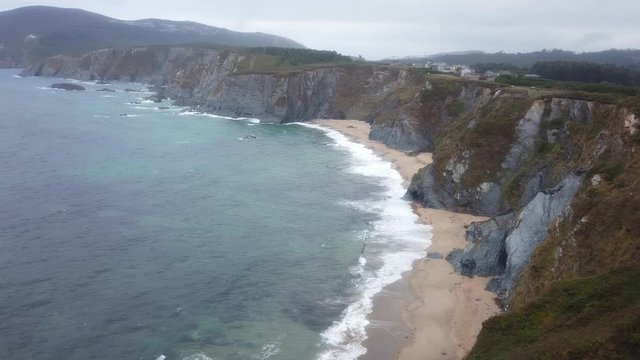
[179, 111, 261, 123]
[71, 79, 99, 86]
[298, 123, 432, 360]
[179, 111, 218, 119]
[252, 337, 283, 359]
[180, 353, 213, 360]
[213, 114, 262, 123]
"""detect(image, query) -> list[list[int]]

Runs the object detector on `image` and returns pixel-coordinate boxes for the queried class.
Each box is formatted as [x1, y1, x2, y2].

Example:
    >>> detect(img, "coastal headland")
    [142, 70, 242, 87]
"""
[24, 45, 640, 358]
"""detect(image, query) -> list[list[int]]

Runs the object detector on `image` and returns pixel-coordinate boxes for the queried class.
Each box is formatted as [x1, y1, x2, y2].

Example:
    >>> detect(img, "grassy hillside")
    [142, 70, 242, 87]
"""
[468, 268, 640, 360]
[233, 47, 353, 74]
[497, 75, 639, 98]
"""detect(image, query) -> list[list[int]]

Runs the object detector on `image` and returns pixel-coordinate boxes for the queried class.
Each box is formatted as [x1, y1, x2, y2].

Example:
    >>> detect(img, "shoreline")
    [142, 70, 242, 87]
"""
[312, 119, 500, 360]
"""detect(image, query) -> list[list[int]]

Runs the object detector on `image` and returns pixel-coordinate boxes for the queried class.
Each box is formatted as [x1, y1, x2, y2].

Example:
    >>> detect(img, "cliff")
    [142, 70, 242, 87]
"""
[400, 79, 640, 358]
[22, 47, 432, 152]
[24, 46, 640, 358]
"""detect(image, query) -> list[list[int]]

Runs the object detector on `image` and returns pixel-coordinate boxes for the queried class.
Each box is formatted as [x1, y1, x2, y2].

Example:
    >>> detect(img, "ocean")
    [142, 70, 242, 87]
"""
[0, 69, 431, 360]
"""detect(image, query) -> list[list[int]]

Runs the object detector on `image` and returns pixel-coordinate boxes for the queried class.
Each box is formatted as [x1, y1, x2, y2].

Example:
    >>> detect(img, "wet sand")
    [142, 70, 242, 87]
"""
[311, 119, 500, 360]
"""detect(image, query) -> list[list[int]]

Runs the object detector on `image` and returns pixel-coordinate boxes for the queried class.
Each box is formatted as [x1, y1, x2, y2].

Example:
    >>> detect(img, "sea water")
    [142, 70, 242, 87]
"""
[0, 69, 431, 360]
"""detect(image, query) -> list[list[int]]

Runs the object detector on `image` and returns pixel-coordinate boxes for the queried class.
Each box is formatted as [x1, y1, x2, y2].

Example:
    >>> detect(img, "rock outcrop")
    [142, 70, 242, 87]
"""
[395, 80, 638, 304]
[406, 97, 603, 216]
[447, 211, 514, 277]
[497, 175, 582, 293]
[50, 83, 85, 90]
[446, 173, 582, 298]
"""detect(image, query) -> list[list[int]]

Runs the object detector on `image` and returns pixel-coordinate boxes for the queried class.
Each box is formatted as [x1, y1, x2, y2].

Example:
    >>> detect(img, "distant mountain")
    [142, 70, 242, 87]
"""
[0, 6, 305, 67]
[385, 49, 640, 70]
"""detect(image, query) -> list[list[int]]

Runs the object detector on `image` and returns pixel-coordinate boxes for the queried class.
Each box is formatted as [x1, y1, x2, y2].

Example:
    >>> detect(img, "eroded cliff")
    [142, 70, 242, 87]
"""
[22, 47, 435, 151]
[398, 80, 640, 358]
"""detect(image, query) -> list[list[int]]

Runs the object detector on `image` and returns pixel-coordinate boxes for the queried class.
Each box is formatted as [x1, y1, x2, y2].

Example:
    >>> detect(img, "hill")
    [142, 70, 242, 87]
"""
[0, 6, 304, 67]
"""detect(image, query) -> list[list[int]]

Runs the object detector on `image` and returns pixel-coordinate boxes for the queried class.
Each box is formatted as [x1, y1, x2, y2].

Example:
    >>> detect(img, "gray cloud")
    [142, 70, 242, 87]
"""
[1, 0, 639, 59]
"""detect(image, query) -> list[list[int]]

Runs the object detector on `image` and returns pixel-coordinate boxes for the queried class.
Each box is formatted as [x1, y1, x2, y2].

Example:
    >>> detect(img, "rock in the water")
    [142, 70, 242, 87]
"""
[145, 94, 165, 103]
[97, 88, 115, 92]
[50, 83, 85, 91]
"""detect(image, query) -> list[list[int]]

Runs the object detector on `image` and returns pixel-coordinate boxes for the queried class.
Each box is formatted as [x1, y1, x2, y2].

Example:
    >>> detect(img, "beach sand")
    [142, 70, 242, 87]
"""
[312, 119, 500, 360]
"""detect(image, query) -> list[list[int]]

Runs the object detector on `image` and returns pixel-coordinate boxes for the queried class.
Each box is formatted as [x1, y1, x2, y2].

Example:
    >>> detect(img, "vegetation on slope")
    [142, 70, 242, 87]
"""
[497, 74, 639, 99]
[467, 268, 640, 360]
[233, 47, 353, 74]
[434, 89, 532, 190]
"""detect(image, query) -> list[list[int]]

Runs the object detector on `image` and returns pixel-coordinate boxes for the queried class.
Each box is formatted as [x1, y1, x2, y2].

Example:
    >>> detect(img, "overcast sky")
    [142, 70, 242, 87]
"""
[2, 0, 639, 59]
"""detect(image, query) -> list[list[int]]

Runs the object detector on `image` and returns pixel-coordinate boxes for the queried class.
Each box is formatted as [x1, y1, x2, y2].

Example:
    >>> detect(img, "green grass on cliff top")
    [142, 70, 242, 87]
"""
[232, 47, 354, 74]
[467, 267, 640, 360]
[496, 74, 639, 103]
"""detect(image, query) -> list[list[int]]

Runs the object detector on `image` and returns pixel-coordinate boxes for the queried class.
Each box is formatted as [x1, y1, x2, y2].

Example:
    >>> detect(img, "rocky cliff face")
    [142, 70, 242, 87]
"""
[467, 101, 640, 359]
[405, 92, 639, 301]
[392, 76, 640, 356]
[22, 47, 434, 150]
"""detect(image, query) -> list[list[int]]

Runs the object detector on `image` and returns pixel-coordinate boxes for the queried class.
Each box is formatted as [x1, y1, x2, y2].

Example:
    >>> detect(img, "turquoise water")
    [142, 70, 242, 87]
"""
[0, 70, 431, 360]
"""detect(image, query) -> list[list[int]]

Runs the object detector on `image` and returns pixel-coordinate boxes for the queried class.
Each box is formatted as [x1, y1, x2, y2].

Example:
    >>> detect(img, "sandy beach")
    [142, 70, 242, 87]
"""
[312, 119, 500, 360]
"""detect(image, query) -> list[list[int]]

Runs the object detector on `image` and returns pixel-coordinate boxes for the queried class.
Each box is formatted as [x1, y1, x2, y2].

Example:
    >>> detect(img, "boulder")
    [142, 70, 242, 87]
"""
[405, 164, 455, 210]
[446, 211, 514, 277]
